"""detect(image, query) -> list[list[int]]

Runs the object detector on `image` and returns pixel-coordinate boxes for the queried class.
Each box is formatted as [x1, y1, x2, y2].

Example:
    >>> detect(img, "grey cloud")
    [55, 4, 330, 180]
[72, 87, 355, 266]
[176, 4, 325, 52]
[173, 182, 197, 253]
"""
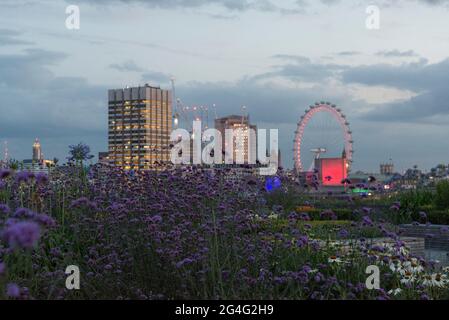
[70, 0, 304, 14]
[342, 58, 447, 91]
[376, 50, 419, 57]
[342, 58, 449, 122]
[110, 60, 145, 72]
[0, 49, 107, 161]
[266, 53, 449, 125]
[259, 54, 346, 83]
[0, 29, 34, 47]
[417, 0, 449, 4]
[141, 70, 172, 84]
[336, 51, 361, 56]
[109, 60, 172, 84]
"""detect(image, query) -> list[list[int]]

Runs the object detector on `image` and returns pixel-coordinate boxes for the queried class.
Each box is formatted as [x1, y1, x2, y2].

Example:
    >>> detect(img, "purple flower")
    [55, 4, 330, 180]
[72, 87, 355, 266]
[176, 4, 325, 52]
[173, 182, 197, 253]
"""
[419, 211, 427, 220]
[362, 207, 372, 214]
[296, 235, 309, 248]
[0, 203, 10, 214]
[3, 221, 41, 249]
[362, 215, 373, 226]
[299, 212, 310, 221]
[176, 258, 194, 269]
[34, 214, 56, 227]
[35, 173, 49, 185]
[0, 169, 12, 179]
[0, 262, 5, 275]
[338, 229, 349, 238]
[440, 226, 449, 233]
[15, 171, 34, 184]
[6, 283, 20, 298]
[151, 215, 163, 224]
[420, 293, 430, 300]
[390, 204, 400, 211]
[13, 207, 36, 219]
[320, 209, 336, 220]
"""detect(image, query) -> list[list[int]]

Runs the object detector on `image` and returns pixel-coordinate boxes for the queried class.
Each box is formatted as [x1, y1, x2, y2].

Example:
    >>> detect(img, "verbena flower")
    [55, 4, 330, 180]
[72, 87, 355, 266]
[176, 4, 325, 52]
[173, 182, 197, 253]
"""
[0, 203, 11, 214]
[0, 169, 12, 179]
[6, 283, 20, 298]
[2, 221, 41, 249]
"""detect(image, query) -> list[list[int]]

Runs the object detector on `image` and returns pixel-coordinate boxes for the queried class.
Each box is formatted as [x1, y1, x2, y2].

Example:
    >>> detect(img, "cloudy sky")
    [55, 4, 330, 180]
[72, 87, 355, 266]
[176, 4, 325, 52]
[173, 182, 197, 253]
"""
[1, 0, 449, 172]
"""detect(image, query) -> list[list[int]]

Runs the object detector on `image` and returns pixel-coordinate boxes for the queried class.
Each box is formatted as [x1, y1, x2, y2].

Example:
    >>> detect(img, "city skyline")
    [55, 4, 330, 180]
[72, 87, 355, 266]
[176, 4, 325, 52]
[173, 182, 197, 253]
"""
[1, 0, 449, 171]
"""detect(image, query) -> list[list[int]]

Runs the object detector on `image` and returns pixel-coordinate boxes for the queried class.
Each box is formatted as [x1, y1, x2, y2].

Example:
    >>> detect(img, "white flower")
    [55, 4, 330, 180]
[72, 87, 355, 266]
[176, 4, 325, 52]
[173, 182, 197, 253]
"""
[268, 213, 278, 220]
[389, 260, 402, 273]
[328, 256, 343, 264]
[422, 275, 434, 287]
[388, 288, 402, 296]
[400, 272, 416, 285]
[402, 258, 424, 274]
[428, 273, 448, 288]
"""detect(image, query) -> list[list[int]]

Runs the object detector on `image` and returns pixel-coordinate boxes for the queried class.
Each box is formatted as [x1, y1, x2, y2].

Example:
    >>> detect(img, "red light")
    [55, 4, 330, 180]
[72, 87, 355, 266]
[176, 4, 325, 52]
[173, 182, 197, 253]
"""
[316, 158, 348, 186]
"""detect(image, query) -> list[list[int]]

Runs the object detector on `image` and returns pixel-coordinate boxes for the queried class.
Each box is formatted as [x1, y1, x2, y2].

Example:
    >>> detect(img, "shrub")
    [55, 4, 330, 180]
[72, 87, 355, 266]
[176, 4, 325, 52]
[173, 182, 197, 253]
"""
[434, 180, 449, 209]
[399, 189, 434, 213]
[423, 209, 449, 225]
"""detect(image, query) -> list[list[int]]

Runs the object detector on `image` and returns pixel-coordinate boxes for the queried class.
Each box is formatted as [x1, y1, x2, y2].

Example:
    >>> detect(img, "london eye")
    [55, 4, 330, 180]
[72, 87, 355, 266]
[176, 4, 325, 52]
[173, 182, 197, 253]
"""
[293, 102, 353, 174]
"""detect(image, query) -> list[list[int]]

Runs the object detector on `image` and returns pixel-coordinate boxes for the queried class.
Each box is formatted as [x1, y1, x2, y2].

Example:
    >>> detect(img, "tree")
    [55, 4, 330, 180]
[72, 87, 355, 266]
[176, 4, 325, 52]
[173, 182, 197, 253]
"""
[7, 159, 19, 170]
[67, 143, 94, 167]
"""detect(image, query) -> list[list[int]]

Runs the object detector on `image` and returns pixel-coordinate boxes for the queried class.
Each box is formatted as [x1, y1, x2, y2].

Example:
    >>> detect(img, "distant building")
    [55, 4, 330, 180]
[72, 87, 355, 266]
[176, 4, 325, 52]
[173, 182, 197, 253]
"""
[33, 138, 43, 161]
[22, 159, 53, 173]
[21, 138, 54, 173]
[315, 157, 348, 186]
[349, 172, 396, 185]
[214, 115, 257, 164]
[380, 163, 394, 175]
[108, 84, 172, 170]
[98, 152, 109, 165]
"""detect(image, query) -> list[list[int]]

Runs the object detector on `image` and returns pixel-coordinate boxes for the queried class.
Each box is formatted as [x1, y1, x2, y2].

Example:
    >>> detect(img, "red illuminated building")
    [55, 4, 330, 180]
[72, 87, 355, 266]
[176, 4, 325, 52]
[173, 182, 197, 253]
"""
[314, 157, 348, 186]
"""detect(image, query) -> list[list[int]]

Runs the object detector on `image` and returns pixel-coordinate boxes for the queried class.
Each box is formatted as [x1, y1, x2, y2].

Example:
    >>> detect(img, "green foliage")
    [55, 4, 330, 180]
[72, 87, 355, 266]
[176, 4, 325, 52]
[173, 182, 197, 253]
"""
[7, 159, 19, 170]
[410, 207, 449, 225]
[265, 189, 303, 212]
[435, 180, 449, 209]
[399, 189, 434, 213]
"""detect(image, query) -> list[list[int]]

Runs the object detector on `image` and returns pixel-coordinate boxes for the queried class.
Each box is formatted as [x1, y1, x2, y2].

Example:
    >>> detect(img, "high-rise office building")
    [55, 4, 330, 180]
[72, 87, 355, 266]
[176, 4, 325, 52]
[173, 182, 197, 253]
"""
[108, 84, 172, 170]
[215, 115, 257, 164]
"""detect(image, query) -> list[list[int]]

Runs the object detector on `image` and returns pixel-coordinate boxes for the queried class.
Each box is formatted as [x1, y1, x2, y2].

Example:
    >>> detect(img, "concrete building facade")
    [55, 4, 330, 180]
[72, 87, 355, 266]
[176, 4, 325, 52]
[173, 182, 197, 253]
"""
[108, 84, 172, 170]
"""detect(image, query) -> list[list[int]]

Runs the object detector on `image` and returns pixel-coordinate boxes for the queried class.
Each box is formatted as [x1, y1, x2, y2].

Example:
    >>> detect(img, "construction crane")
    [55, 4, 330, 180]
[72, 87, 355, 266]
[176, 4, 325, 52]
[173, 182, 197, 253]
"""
[241, 105, 247, 125]
[170, 77, 220, 133]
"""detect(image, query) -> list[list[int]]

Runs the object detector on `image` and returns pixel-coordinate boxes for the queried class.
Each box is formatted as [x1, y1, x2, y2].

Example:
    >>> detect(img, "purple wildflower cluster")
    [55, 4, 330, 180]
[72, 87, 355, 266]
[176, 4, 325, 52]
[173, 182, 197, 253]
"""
[0, 164, 448, 300]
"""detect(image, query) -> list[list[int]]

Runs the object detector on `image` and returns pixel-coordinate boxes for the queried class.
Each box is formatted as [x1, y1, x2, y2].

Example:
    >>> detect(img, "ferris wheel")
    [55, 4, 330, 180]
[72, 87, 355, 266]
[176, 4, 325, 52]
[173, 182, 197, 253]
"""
[293, 102, 353, 173]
